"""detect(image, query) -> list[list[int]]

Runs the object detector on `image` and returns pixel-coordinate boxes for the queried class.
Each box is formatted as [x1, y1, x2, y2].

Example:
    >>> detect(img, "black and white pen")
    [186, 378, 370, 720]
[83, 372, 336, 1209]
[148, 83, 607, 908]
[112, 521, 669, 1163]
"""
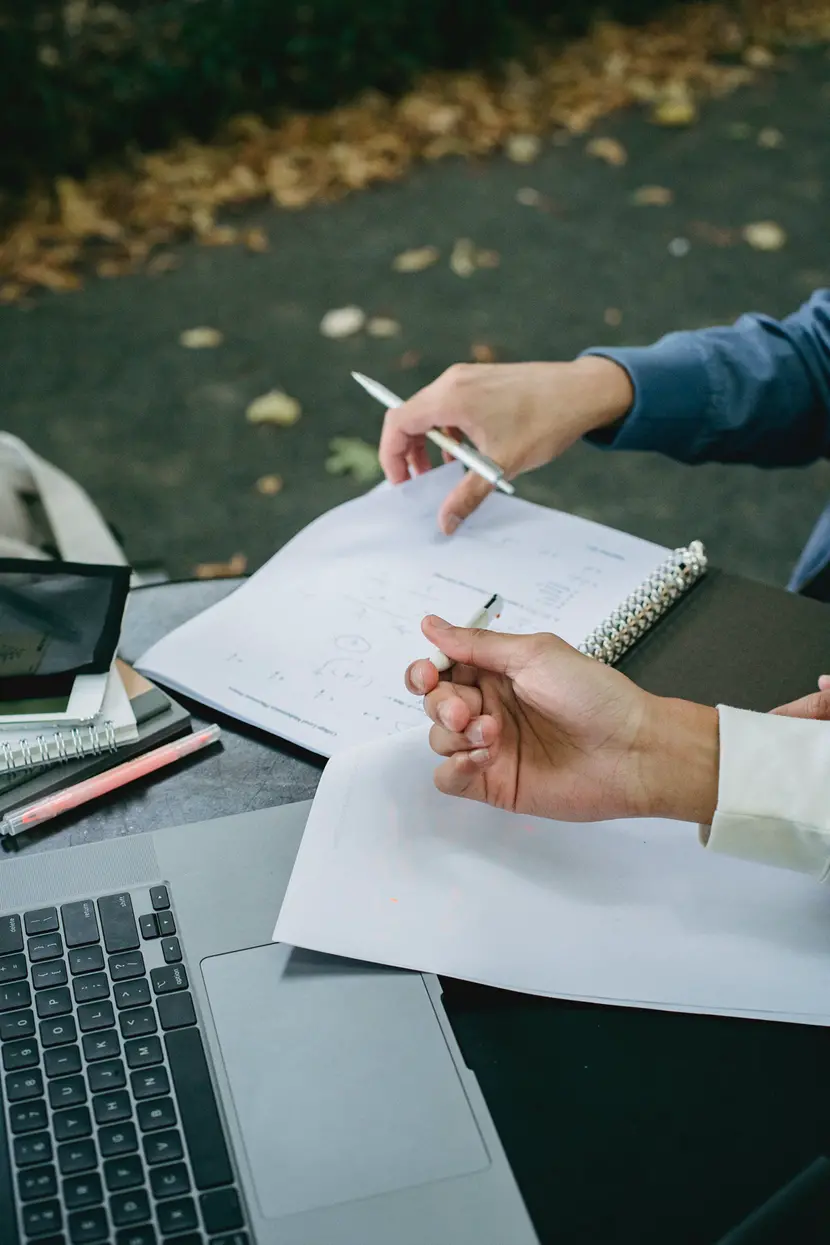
[429, 593, 504, 673]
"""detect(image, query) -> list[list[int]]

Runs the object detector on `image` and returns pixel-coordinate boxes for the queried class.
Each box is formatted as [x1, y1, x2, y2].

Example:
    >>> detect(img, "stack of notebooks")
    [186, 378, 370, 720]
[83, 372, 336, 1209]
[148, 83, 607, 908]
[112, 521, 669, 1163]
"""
[0, 660, 192, 825]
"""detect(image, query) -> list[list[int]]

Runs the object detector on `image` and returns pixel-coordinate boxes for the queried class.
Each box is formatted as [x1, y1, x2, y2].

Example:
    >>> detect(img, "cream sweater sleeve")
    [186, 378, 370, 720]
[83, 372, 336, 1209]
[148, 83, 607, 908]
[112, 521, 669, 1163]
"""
[700, 705, 830, 881]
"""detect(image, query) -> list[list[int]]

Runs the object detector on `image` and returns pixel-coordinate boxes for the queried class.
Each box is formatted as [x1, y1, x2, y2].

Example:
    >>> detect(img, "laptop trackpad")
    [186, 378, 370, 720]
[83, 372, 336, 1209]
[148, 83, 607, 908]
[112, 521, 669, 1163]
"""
[201, 943, 488, 1219]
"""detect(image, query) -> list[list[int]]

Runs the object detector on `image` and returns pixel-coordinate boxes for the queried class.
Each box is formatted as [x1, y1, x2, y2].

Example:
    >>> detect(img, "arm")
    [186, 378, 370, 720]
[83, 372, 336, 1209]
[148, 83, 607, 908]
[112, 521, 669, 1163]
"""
[582, 289, 830, 467]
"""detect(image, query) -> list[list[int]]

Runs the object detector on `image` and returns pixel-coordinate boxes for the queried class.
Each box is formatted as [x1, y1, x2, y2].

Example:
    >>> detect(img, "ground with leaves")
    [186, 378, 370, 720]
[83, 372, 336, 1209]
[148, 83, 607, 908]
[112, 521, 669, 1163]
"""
[1, 43, 829, 585]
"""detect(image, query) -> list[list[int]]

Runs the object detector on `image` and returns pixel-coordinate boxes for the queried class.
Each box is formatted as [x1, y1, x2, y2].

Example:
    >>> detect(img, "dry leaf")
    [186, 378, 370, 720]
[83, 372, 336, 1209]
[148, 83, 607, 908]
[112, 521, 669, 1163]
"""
[16, 264, 82, 293]
[757, 127, 784, 148]
[475, 249, 500, 269]
[320, 306, 366, 338]
[146, 253, 179, 276]
[667, 237, 691, 257]
[516, 187, 542, 206]
[56, 178, 121, 240]
[651, 82, 697, 126]
[245, 390, 302, 426]
[393, 246, 439, 273]
[399, 350, 422, 369]
[179, 327, 224, 349]
[632, 185, 673, 206]
[743, 221, 787, 251]
[603, 308, 623, 327]
[325, 437, 383, 484]
[690, 221, 737, 247]
[200, 226, 239, 247]
[243, 228, 270, 253]
[585, 137, 627, 167]
[506, 134, 541, 164]
[450, 238, 477, 278]
[0, 284, 24, 304]
[256, 474, 284, 495]
[367, 316, 401, 338]
[743, 45, 774, 68]
[471, 343, 496, 362]
[195, 553, 247, 580]
[96, 259, 133, 279]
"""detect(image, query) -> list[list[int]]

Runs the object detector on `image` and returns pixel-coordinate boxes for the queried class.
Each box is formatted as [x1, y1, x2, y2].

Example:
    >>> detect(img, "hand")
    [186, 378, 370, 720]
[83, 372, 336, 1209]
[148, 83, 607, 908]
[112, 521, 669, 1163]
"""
[378, 357, 633, 534]
[405, 617, 719, 824]
[771, 675, 830, 719]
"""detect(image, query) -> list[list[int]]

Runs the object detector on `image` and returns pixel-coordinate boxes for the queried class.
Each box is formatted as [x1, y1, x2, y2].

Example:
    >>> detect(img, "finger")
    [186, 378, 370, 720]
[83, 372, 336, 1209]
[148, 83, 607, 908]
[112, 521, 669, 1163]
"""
[770, 690, 830, 720]
[422, 682, 483, 730]
[819, 675, 830, 691]
[378, 375, 461, 484]
[434, 748, 494, 799]
[406, 437, 432, 477]
[438, 471, 496, 535]
[421, 616, 556, 678]
[406, 659, 441, 696]
[429, 715, 499, 757]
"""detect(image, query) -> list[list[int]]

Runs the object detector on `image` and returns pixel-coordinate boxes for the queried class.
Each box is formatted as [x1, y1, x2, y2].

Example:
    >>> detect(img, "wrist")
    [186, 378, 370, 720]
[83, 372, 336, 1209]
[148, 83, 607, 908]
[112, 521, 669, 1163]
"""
[636, 696, 720, 824]
[567, 355, 634, 434]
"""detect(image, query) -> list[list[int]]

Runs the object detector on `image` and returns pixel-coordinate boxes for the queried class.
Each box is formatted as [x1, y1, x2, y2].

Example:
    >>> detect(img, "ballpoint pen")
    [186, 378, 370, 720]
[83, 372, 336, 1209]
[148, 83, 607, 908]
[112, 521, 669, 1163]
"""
[429, 593, 504, 673]
[351, 371, 515, 495]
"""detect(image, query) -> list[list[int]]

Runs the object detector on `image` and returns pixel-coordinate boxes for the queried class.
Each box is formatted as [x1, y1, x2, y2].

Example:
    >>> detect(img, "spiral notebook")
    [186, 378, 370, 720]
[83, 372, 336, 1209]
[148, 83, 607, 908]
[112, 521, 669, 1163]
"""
[138, 464, 707, 758]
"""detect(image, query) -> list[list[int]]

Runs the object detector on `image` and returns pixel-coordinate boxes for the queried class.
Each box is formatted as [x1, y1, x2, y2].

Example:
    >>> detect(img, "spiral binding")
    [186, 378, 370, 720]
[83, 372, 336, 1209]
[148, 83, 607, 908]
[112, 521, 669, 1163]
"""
[0, 720, 118, 774]
[579, 540, 707, 666]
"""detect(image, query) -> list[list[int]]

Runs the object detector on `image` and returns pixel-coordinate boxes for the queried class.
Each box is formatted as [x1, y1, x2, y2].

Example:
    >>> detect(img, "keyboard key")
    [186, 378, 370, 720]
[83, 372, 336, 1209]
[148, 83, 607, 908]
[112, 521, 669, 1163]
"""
[160, 938, 181, 965]
[36, 986, 72, 1019]
[32, 960, 68, 990]
[99, 1122, 138, 1157]
[165, 1028, 232, 1190]
[157, 1195, 197, 1235]
[72, 974, 109, 1005]
[13, 1131, 53, 1166]
[58, 1139, 98, 1175]
[0, 979, 31, 1012]
[18, 1161, 57, 1200]
[112, 1188, 151, 1227]
[53, 1106, 92, 1141]
[64, 1170, 103, 1209]
[61, 901, 100, 948]
[150, 965, 187, 996]
[0, 1007, 34, 1041]
[82, 1030, 120, 1062]
[2, 1036, 39, 1070]
[27, 932, 64, 963]
[151, 1161, 190, 1199]
[45, 1045, 82, 1079]
[40, 1016, 77, 1048]
[25, 908, 59, 936]
[150, 886, 170, 911]
[142, 1129, 182, 1166]
[104, 1154, 144, 1191]
[137, 1097, 176, 1132]
[5, 1067, 43, 1101]
[99, 894, 141, 956]
[138, 914, 159, 940]
[125, 1036, 162, 1069]
[77, 1001, 115, 1033]
[156, 912, 176, 937]
[68, 1206, 109, 1242]
[114, 980, 151, 1010]
[0, 913, 23, 954]
[131, 1067, 169, 1100]
[22, 1198, 62, 1237]
[88, 1058, 126, 1093]
[69, 946, 105, 976]
[9, 1099, 48, 1134]
[0, 951, 27, 983]
[116, 1228, 157, 1245]
[108, 951, 145, 982]
[49, 1075, 86, 1110]
[119, 1008, 156, 1040]
[157, 992, 195, 1031]
[93, 1089, 131, 1124]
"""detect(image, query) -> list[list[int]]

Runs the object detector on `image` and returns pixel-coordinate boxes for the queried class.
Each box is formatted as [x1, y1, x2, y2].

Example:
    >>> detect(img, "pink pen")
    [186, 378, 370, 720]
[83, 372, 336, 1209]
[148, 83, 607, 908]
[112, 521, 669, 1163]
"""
[1, 724, 222, 836]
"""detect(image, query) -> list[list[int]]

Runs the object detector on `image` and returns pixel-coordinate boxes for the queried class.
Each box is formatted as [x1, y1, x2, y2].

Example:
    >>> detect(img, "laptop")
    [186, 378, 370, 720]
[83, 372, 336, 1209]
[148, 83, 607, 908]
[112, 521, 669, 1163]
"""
[0, 802, 538, 1245]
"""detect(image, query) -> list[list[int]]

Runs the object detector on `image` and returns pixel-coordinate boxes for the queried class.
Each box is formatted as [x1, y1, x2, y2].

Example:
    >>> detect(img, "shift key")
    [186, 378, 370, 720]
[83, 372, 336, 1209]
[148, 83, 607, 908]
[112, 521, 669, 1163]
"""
[61, 900, 100, 948]
[98, 894, 139, 953]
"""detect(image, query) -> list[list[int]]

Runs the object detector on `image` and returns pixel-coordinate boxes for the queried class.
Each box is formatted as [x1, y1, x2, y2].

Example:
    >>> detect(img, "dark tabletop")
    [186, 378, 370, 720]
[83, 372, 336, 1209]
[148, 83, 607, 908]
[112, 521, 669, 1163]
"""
[12, 578, 830, 1245]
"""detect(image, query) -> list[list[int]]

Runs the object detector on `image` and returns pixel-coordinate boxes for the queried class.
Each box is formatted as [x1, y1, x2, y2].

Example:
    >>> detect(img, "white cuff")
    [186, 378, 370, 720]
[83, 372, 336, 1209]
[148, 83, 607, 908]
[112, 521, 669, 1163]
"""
[699, 705, 830, 881]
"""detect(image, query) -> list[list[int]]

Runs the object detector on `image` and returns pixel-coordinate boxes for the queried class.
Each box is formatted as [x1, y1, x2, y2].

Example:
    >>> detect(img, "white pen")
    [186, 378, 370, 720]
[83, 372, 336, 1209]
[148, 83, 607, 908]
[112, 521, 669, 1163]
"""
[429, 593, 504, 673]
[351, 371, 515, 496]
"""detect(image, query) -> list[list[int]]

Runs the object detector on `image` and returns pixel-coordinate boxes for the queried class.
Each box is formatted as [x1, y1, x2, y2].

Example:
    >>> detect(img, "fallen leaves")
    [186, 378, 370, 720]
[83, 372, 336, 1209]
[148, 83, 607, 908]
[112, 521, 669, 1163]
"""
[398, 349, 422, 369]
[195, 553, 248, 579]
[515, 186, 542, 206]
[603, 307, 623, 326]
[367, 316, 401, 338]
[505, 134, 541, 164]
[319, 306, 366, 338]
[651, 81, 697, 126]
[256, 474, 284, 495]
[585, 136, 627, 167]
[631, 184, 673, 206]
[325, 437, 383, 484]
[471, 343, 497, 362]
[742, 220, 787, 251]
[667, 237, 691, 257]
[179, 326, 223, 349]
[393, 245, 439, 273]
[450, 238, 500, 277]
[757, 126, 784, 148]
[245, 390, 302, 425]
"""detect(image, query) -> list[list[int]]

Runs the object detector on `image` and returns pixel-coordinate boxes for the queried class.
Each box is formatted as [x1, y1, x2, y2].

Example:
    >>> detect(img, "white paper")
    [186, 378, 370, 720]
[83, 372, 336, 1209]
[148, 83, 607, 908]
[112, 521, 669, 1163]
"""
[138, 465, 668, 757]
[275, 727, 830, 1026]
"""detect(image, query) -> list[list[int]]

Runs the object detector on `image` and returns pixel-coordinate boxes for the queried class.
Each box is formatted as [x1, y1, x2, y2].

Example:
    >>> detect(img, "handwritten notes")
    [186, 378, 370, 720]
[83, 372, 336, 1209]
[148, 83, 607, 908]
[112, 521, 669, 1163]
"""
[138, 465, 668, 757]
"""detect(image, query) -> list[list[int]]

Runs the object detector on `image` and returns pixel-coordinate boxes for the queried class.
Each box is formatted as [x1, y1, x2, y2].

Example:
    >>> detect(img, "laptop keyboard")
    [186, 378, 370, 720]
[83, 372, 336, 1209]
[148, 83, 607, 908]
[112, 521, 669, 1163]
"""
[0, 885, 248, 1245]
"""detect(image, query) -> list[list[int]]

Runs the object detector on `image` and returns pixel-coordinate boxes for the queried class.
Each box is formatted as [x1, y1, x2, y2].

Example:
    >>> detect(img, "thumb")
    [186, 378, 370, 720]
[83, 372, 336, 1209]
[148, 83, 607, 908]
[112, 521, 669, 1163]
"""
[770, 690, 830, 720]
[438, 471, 496, 535]
[422, 616, 550, 676]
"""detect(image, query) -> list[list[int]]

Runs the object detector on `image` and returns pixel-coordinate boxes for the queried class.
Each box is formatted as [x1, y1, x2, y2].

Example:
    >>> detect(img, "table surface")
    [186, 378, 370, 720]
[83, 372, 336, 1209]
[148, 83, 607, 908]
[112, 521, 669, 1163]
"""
[10, 578, 830, 1245]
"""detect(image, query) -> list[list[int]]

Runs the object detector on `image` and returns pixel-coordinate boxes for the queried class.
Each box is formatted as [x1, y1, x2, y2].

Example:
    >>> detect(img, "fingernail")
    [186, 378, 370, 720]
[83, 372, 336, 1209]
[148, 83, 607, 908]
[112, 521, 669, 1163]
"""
[409, 667, 424, 693]
[469, 748, 489, 765]
[819, 675, 830, 690]
[466, 720, 485, 745]
[444, 514, 463, 535]
[429, 615, 451, 630]
[438, 703, 455, 730]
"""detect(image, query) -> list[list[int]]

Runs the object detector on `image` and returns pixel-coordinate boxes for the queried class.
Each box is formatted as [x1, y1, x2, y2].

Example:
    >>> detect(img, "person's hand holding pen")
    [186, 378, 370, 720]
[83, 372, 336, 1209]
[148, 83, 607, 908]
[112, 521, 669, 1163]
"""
[378, 359, 634, 535]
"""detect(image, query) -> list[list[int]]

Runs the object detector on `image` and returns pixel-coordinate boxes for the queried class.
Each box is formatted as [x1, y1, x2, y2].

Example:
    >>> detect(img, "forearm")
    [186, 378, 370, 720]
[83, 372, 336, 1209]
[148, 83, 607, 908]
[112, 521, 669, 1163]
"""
[638, 696, 720, 825]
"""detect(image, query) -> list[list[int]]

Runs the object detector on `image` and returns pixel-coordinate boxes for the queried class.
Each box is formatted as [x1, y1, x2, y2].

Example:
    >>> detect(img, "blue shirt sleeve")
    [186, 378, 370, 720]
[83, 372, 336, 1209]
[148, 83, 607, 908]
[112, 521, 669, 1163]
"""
[581, 289, 830, 467]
